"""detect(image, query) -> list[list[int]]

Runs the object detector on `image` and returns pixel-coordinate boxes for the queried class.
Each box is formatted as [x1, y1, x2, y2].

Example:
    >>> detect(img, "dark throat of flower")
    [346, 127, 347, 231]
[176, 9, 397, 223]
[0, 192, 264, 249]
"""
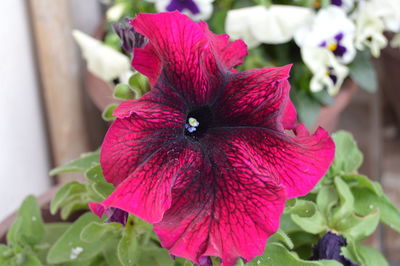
[184, 106, 213, 141]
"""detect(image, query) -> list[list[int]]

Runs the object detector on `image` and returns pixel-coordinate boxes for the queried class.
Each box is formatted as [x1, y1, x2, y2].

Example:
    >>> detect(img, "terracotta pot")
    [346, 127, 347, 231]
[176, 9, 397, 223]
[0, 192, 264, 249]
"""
[0, 185, 84, 244]
[313, 79, 359, 133]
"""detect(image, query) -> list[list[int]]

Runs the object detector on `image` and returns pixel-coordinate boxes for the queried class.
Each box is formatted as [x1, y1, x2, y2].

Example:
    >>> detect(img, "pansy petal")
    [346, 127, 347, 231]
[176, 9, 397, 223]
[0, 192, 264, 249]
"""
[213, 65, 292, 130]
[154, 130, 286, 265]
[198, 21, 248, 69]
[101, 94, 185, 186]
[131, 12, 224, 106]
[91, 139, 200, 223]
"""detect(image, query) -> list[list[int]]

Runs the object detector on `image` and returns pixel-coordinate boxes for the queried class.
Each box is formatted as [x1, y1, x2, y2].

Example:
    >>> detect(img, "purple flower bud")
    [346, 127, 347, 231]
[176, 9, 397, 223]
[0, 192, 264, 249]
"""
[113, 18, 148, 54]
[105, 207, 129, 225]
[311, 232, 358, 266]
[194, 256, 212, 266]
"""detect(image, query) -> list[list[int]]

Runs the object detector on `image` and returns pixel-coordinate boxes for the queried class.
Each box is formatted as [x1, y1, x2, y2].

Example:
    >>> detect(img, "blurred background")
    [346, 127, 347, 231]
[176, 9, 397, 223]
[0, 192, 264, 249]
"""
[1, 0, 400, 264]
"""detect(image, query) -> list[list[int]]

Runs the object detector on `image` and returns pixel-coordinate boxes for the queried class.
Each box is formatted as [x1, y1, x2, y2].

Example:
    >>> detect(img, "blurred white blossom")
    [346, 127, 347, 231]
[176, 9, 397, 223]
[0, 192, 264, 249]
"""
[295, 6, 356, 64]
[354, 3, 387, 57]
[106, 3, 126, 22]
[367, 0, 400, 32]
[73, 30, 132, 83]
[226, 5, 313, 48]
[148, 0, 214, 21]
[329, 0, 355, 12]
[302, 47, 349, 95]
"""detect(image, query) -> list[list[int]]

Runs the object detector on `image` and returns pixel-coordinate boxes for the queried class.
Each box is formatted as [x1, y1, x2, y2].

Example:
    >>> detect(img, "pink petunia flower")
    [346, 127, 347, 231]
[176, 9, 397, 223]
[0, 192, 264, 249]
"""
[89, 11, 335, 266]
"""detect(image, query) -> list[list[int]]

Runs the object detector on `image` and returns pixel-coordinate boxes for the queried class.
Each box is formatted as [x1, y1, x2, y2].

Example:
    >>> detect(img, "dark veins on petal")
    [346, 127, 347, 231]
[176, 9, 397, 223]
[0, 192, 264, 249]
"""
[311, 232, 358, 266]
[113, 18, 148, 54]
[166, 0, 201, 15]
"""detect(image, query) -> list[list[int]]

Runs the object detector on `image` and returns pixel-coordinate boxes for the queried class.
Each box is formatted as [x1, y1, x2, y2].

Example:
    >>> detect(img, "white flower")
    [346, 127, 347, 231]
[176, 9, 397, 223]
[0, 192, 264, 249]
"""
[225, 5, 313, 48]
[391, 33, 400, 48]
[73, 30, 132, 82]
[367, 0, 400, 32]
[295, 6, 356, 64]
[106, 3, 126, 22]
[329, 0, 355, 13]
[354, 4, 387, 57]
[148, 0, 214, 21]
[302, 46, 349, 95]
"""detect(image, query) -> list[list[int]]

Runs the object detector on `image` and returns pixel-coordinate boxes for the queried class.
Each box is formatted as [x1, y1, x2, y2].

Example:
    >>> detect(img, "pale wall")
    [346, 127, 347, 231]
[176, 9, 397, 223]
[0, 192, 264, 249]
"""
[0, 0, 102, 220]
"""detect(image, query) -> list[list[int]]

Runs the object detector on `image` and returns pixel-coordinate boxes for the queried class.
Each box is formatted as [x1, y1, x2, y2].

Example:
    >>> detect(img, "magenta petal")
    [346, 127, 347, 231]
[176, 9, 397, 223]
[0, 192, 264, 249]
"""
[101, 96, 185, 186]
[198, 21, 247, 70]
[213, 65, 292, 130]
[153, 130, 286, 265]
[93, 140, 202, 223]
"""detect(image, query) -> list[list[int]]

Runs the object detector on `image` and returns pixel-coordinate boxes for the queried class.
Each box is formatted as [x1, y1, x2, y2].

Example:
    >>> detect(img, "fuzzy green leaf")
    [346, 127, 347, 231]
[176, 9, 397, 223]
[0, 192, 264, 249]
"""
[269, 229, 294, 249]
[113, 83, 135, 100]
[80, 222, 121, 243]
[246, 243, 341, 266]
[349, 51, 378, 92]
[288, 200, 327, 234]
[85, 165, 105, 183]
[332, 177, 354, 224]
[336, 210, 380, 241]
[50, 151, 100, 175]
[331, 131, 363, 173]
[102, 104, 118, 121]
[352, 186, 400, 232]
[6, 195, 44, 246]
[50, 181, 87, 214]
[317, 185, 338, 220]
[47, 213, 105, 264]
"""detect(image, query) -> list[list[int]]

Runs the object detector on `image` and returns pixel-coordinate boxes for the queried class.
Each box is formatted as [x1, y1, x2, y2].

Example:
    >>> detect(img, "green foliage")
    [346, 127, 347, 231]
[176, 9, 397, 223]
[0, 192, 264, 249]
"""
[4, 130, 400, 265]
[102, 104, 118, 121]
[349, 51, 378, 93]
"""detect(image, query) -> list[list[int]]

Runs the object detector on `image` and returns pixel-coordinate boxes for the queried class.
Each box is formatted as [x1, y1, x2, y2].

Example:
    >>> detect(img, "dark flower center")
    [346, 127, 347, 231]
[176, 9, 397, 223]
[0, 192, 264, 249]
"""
[185, 106, 213, 140]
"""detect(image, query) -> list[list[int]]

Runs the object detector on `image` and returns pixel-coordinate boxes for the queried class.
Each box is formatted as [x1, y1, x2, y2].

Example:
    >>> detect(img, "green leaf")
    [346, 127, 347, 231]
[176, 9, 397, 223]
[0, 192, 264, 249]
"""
[113, 83, 135, 100]
[50, 151, 100, 175]
[331, 131, 363, 173]
[89, 182, 114, 200]
[288, 200, 327, 234]
[102, 104, 118, 121]
[60, 199, 88, 220]
[80, 222, 121, 243]
[246, 243, 341, 266]
[7, 195, 44, 246]
[117, 217, 139, 266]
[23, 255, 43, 266]
[128, 73, 149, 98]
[354, 245, 388, 266]
[316, 185, 338, 220]
[336, 210, 380, 241]
[85, 165, 105, 183]
[332, 177, 354, 224]
[47, 213, 106, 264]
[352, 186, 400, 232]
[103, 238, 124, 266]
[349, 51, 378, 92]
[269, 229, 294, 249]
[50, 181, 86, 214]
[341, 174, 382, 196]
[292, 91, 321, 128]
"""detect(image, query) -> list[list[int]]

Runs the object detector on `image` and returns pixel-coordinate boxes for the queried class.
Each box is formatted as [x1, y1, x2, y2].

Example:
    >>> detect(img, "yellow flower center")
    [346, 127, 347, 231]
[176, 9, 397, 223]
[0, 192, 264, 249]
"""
[188, 117, 199, 127]
[328, 43, 338, 51]
[313, 0, 321, 8]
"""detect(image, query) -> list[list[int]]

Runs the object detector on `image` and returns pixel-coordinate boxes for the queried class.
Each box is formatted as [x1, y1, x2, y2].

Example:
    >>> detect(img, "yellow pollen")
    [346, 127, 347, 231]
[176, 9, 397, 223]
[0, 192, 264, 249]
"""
[313, 0, 321, 8]
[188, 117, 199, 127]
[328, 43, 337, 51]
